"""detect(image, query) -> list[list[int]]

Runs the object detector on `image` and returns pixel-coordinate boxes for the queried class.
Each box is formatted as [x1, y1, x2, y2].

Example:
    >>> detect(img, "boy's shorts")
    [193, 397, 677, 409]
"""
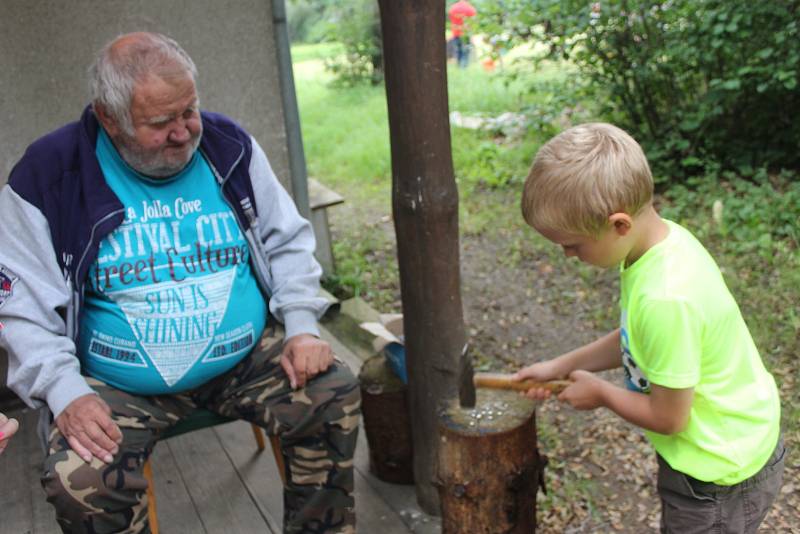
[656, 435, 785, 534]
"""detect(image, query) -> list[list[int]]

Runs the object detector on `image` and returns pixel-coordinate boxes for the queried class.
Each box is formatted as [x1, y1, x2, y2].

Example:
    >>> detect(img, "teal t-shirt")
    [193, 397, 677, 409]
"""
[79, 129, 267, 394]
[620, 220, 780, 485]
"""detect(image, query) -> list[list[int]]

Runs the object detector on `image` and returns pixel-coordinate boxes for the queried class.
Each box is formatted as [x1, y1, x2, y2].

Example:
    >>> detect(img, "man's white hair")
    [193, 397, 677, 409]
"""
[88, 32, 197, 135]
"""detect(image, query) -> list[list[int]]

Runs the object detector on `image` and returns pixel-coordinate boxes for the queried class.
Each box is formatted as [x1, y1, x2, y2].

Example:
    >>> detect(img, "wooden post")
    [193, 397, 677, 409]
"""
[437, 390, 542, 533]
[377, 0, 471, 513]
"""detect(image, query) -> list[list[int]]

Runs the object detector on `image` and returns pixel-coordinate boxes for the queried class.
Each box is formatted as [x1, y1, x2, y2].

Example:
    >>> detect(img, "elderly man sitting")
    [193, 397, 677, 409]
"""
[0, 32, 359, 534]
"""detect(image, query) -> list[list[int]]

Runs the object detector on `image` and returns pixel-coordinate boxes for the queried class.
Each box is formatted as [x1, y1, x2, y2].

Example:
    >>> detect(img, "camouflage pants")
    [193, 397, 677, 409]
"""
[41, 324, 361, 534]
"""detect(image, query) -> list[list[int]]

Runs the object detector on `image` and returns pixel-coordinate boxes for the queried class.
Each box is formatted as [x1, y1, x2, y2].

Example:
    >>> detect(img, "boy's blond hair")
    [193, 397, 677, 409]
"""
[521, 122, 654, 237]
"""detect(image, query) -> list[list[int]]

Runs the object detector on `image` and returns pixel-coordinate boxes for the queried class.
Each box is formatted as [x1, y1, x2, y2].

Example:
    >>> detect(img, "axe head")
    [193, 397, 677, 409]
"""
[458, 343, 476, 408]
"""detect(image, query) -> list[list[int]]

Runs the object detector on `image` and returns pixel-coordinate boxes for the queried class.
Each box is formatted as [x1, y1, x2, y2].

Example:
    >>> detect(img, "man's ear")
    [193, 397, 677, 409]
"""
[608, 212, 633, 236]
[93, 104, 121, 137]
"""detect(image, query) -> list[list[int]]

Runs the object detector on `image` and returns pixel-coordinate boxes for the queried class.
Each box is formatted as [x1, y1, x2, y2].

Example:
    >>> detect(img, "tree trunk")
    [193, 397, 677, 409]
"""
[358, 354, 414, 484]
[377, 0, 470, 514]
[437, 390, 543, 533]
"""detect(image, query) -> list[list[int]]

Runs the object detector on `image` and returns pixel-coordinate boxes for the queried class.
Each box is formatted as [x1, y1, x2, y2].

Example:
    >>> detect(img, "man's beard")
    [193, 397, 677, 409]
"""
[114, 129, 202, 178]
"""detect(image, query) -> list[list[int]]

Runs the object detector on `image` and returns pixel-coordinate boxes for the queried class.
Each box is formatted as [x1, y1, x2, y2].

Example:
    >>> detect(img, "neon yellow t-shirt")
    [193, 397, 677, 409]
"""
[619, 220, 780, 485]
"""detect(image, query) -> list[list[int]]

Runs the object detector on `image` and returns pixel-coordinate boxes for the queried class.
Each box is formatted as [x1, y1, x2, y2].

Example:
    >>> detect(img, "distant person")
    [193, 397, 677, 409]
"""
[514, 123, 784, 533]
[0, 412, 19, 454]
[449, 0, 477, 68]
[0, 31, 360, 533]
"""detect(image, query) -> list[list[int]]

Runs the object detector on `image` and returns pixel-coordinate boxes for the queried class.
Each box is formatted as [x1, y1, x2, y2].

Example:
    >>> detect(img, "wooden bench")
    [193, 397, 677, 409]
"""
[308, 178, 345, 277]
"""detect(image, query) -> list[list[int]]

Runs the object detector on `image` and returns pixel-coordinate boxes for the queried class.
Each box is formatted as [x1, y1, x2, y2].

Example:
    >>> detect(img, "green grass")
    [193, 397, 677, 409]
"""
[294, 44, 569, 202]
[292, 42, 562, 302]
[294, 55, 391, 205]
[290, 42, 345, 63]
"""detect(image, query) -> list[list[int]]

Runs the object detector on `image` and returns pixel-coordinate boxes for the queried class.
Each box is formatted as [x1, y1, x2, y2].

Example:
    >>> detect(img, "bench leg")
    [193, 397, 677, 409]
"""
[143, 458, 159, 534]
[251, 422, 266, 450]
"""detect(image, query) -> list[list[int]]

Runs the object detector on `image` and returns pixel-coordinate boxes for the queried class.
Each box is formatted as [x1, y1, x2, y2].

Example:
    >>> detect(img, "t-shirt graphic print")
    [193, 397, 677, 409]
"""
[79, 130, 267, 394]
[620, 311, 650, 393]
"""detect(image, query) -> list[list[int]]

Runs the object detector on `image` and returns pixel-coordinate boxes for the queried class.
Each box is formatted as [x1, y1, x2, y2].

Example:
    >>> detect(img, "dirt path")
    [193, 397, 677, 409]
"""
[463, 230, 798, 532]
[461, 230, 663, 532]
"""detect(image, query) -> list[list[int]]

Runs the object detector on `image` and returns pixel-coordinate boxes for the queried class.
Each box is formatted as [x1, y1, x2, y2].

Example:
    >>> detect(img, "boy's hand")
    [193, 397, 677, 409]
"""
[514, 359, 564, 400]
[557, 370, 607, 410]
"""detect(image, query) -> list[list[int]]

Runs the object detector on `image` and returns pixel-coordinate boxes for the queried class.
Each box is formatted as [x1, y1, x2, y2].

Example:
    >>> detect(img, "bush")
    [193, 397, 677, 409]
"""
[322, 0, 383, 86]
[660, 169, 800, 260]
[287, 0, 332, 43]
[475, 0, 800, 182]
[288, 0, 383, 86]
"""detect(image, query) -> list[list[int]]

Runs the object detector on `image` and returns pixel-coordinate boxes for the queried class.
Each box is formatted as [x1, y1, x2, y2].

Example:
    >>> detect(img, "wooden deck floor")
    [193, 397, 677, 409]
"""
[0, 325, 441, 534]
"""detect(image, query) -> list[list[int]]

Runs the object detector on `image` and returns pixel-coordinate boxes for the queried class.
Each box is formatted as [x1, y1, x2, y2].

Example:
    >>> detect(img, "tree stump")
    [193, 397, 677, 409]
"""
[437, 389, 543, 533]
[358, 353, 414, 484]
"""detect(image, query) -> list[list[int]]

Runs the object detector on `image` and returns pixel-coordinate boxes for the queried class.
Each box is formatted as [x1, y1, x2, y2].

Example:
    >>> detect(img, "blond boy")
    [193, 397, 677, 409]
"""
[515, 123, 784, 533]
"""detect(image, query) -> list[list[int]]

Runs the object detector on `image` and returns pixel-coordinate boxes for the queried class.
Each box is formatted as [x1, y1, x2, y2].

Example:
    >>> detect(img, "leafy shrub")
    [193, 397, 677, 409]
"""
[288, 0, 382, 85]
[475, 0, 800, 181]
[659, 169, 800, 261]
[287, 0, 332, 43]
[321, 0, 383, 86]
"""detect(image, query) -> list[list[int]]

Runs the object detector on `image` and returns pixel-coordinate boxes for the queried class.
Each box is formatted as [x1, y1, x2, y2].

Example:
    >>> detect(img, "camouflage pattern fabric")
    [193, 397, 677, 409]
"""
[41, 324, 361, 534]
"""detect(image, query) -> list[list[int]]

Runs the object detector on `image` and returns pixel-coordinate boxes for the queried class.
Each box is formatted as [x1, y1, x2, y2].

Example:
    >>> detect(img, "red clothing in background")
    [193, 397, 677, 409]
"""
[449, 0, 477, 38]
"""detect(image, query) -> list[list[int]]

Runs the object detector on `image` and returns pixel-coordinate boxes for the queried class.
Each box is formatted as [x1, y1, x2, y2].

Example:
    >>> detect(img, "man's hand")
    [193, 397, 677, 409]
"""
[280, 334, 334, 389]
[557, 370, 608, 410]
[55, 394, 122, 464]
[0, 412, 19, 455]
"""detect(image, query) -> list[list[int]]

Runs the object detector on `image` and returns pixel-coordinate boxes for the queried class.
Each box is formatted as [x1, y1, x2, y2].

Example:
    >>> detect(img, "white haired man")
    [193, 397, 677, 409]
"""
[0, 32, 359, 533]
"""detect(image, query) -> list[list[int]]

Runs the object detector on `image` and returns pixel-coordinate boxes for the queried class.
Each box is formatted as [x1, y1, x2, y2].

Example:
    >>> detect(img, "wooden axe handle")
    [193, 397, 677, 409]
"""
[473, 372, 572, 394]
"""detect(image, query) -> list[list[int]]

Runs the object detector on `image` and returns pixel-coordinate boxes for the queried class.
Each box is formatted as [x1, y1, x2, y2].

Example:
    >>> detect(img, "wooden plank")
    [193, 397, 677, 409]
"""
[148, 439, 207, 534]
[319, 323, 368, 370]
[352, 460, 414, 533]
[353, 423, 441, 534]
[0, 406, 37, 533]
[24, 410, 60, 534]
[0, 406, 61, 533]
[308, 178, 345, 210]
[319, 300, 383, 363]
[311, 207, 336, 276]
[307, 179, 343, 276]
[320, 323, 440, 533]
[215, 411, 410, 533]
[165, 426, 274, 533]
[213, 421, 283, 533]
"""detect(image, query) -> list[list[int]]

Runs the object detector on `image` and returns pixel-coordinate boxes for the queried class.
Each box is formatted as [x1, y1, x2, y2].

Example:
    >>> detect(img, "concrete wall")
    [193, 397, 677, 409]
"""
[0, 1, 294, 402]
[0, 0, 291, 189]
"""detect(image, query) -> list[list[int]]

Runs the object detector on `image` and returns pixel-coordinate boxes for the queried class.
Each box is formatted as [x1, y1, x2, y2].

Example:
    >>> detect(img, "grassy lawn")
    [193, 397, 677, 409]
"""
[292, 41, 800, 529]
[293, 47, 567, 305]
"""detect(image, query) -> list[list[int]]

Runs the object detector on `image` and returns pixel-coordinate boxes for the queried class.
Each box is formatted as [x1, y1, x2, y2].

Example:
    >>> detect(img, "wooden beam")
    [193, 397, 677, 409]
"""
[377, 0, 469, 514]
[165, 427, 275, 532]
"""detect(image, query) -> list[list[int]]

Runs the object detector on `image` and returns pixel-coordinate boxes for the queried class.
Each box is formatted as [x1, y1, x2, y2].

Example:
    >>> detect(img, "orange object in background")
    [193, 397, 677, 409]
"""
[448, 0, 477, 38]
